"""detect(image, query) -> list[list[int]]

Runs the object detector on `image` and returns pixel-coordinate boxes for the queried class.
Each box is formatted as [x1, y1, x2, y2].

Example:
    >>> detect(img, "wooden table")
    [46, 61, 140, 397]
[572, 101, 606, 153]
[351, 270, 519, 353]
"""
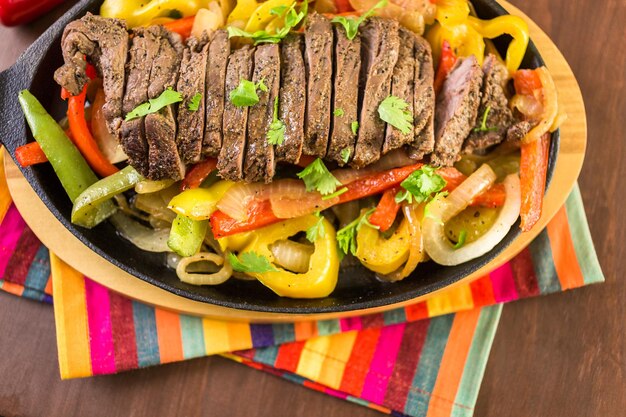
[0, 1, 623, 416]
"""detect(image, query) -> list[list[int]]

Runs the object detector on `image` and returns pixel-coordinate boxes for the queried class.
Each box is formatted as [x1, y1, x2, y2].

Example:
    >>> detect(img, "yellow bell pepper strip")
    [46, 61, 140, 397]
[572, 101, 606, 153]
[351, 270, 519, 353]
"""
[168, 180, 235, 220]
[467, 15, 529, 73]
[18, 90, 117, 228]
[356, 216, 411, 275]
[168, 214, 209, 257]
[244, 0, 295, 33]
[100, 0, 203, 28]
[227, 0, 259, 23]
[222, 215, 339, 298]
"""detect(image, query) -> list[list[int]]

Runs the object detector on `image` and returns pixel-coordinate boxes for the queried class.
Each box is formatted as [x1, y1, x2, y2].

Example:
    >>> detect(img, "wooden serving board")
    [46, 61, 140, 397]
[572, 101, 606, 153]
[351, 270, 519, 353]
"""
[4, 0, 586, 322]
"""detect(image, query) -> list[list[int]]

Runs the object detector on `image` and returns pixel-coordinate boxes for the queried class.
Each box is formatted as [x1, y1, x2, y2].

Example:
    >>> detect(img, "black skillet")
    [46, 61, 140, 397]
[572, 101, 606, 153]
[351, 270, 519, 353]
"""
[0, 0, 559, 314]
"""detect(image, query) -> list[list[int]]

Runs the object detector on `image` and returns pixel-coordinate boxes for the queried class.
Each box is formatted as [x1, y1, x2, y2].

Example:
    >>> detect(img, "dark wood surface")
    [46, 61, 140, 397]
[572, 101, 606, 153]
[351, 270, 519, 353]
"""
[0, 1, 624, 416]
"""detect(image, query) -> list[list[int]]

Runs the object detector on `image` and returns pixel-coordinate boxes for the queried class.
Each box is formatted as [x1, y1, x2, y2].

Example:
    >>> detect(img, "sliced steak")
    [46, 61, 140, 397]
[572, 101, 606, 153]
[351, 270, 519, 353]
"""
[275, 34, 306, 164]
[352, 17, 400, 168]
[432, 55, 483, 166]
[176, 35, 210, 164]
[382, 27, 415, 155]
[244, 44, 280, 183]
[463, 54, 514, 153]
[119, 26, 162, 176]
[217, 46, 255, 181]
[54, 13, 128, 136]
[203, 30, 230, 156]
[303, 12, 333, 157]
[327, 26, 361, 166]
[506, 120, 533, 144]
[409, 34, 435, 160]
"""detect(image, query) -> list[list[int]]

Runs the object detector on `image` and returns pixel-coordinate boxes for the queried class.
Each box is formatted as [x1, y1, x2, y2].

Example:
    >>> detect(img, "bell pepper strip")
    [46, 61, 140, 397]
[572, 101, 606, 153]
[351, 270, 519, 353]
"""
[163, 15, 196, 39]
[368, 186, 402, 232]
[338, 164, 424, 203]
[169, 180, 234, 220]
[18, 90, 117, 227]
[100, 0, 203, 28]
[244, 0, 295, 33]
[15, 142, 48, 167]
[67, 84, 119, 177]
[180, 158, 218, 190]
[210, 199, 280, 238]
[0, 0, 65, 26]
[221, 215, 339, 298]
[168, 214, 209, 257]
[514, 69, 542, 96]
[71, 166, 142, 228]
[519, 132, 550, 232]
[356, 215, 410, 275]
[334, 0, 354, 13]
[433, 40, 457, 94]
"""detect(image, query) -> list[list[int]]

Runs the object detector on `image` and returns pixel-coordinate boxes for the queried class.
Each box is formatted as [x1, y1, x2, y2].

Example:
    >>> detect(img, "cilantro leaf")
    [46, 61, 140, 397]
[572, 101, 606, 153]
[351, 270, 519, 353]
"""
[340, 147, 351, 163]
[333, 108, 344, 117]
[188, 92, 202, 111]
[227, 1, 307, 45]
[336, 208, 378, 256]
[399, 165, 447, 204]
[351, 121, 359, 135]
[297, 158, 342, 195]
[454, 230, 467, 249]
[270, 5, 288, 16]
[267, 96, 286, 145]
[332, 0, 387, 40]
[229, 79, 268, 107]
[321, 187, 348, 200]
[257, 78, 268, 93]
[473, 105, 499, 132]
[125, 87, 183, 121]
[306, 212, 326, 243]
[378, 95, 413, 134]
[228, 252, 278, 273]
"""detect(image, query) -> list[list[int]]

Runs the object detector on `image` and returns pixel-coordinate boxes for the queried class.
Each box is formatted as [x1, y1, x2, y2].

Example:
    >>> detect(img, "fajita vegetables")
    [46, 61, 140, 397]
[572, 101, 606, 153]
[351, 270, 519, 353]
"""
[17, 0, 563, 298]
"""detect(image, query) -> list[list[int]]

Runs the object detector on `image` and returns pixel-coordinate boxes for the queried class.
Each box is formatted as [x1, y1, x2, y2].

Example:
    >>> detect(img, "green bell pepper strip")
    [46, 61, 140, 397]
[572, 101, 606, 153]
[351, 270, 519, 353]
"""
[71, 166, 142, 227]
[18, 90, 117, 228]
[168, 214, 208, 257]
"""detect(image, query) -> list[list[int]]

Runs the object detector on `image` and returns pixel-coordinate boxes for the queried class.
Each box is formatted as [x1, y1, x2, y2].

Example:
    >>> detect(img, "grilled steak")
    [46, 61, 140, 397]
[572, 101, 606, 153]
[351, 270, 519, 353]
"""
[327, 26, 361, 166]
[303, 12, 333, 157]
[353, 18, 400, 168]
[409, 34, 435, 160]
[275, 34, 306, 164]
[463, 54, 514, 153]
[382, 27, 415, 155]
[244, 44, 280, 183]
[176, 35, 210, 164]
[432, 56, 483, 166]
[203, 30, 230, 156]
[506, 120, 533, 144]
[217, 46, 254, 181]
[54, 13, 128, 136]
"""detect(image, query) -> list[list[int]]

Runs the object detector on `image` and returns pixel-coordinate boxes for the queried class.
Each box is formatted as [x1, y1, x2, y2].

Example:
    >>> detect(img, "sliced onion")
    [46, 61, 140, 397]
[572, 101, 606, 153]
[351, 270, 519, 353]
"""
[216, 183, 267, 221]
[269, 179, 338, 219]
[510, 94, 543, 120]
[110, 212, 170, 252]
[176, 252, 233, 286]
[270, 240, 314, 273]
[331, 201, 360, 228]
[380, 204, 424, 282]
[133, 191, 177, 223]
[523, 67, 559, 144]
[423, 167, 521, 266]
[92, 88, 128, 164]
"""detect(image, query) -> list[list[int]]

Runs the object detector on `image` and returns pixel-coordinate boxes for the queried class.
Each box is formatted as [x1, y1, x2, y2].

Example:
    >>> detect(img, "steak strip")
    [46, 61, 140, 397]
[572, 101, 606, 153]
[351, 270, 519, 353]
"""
[203, 29, 230, 156]
[409, 34, 435, 160]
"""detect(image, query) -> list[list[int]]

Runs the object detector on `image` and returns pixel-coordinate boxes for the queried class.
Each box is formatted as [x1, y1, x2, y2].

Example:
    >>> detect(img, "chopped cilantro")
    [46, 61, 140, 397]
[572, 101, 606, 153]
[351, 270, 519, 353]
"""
[332, 0, 387, 40]
[270, 5, 288, 16]
[227, 252, 278, 273]
[227, 1, 307, 45]
[336, 208, 379, 256]
[257, 78, 268, 93]
[340, 147, 351, 163]
[454, 230, 467, 249]
[321, 187, 348, 200]
[351, 121, 359, 135]
[229, 79, 267, 107]
[395, 165, 447, 204]
[125, 87, 183, 121]
[473, 105, 499, 132]
[378, 95, 413, 134]
[267, 96, 286, 145]
[297, 158, 342, 195]
[306, 212, 326, 243]
[333, 108, 344, 117]
[188, 92, 202, 111]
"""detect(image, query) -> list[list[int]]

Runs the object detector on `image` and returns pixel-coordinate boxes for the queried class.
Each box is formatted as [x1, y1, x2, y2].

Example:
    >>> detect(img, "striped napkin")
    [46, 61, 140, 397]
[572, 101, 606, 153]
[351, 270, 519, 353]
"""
[0, 151, 604, 417]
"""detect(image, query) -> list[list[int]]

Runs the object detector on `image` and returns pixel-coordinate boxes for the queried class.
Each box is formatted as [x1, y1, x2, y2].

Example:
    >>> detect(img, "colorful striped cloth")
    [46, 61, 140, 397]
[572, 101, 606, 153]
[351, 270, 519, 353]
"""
[0, 151, 604, 417]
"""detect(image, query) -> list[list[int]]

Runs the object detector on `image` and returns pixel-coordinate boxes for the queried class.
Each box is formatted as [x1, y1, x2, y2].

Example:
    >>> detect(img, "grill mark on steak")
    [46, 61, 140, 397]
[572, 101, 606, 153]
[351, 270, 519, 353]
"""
[352, 17, 400, 168]
[244, 44, 280, 183]
[382, 27, 415, 155]
[432, 55, 483, 166]
[409, 34, 435, 160]
[303, 12, 333, 157]
[203, 30, 230, 156]
[463, 54, 514, 154]
[275, 34, 306, 164]
[176, 35, 210, 164]
[217, 46, 255, 181]
[54, 13, 128, 137]
[327, 26, 361, 166]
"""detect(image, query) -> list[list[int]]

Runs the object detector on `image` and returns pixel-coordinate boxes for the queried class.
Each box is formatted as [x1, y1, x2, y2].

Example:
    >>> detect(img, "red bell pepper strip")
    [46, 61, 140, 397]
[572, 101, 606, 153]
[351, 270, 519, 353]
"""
[163, 16, 195, 39]
[514, 69, 542, 96]
[519, 132, 550, 231]
[369, 186, 402, 232]
[334, 0, 354, 13]
[15, 142, 48, 167]
[339, 164, 424, 203]
[67, 84, 119, 178]
[210, 200, 280, 238]
[180, 158, 218, 191]
[0, 0, 64, 26]
[434, 40, 457, 94]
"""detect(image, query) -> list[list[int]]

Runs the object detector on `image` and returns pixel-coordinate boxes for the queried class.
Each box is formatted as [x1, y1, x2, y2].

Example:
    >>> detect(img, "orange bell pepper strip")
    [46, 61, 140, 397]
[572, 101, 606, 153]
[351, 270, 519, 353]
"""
[163, 16, 195, 39]
[434, 40, 457, 94]
[210, 200, 280, 238]
[514, 69, 542, 96]
[334, 0, 354, 13]
[369, 186, 402, 232]
[15, 142, 48, 167]
[519, 132, 550, 231]
[67, 85, 119, 178]
[180, 158, 218, 191]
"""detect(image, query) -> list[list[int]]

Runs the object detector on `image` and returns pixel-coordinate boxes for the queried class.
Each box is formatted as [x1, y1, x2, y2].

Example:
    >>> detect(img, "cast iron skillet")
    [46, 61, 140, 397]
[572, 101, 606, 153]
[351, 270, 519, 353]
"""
[0, 0, 559, 313]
